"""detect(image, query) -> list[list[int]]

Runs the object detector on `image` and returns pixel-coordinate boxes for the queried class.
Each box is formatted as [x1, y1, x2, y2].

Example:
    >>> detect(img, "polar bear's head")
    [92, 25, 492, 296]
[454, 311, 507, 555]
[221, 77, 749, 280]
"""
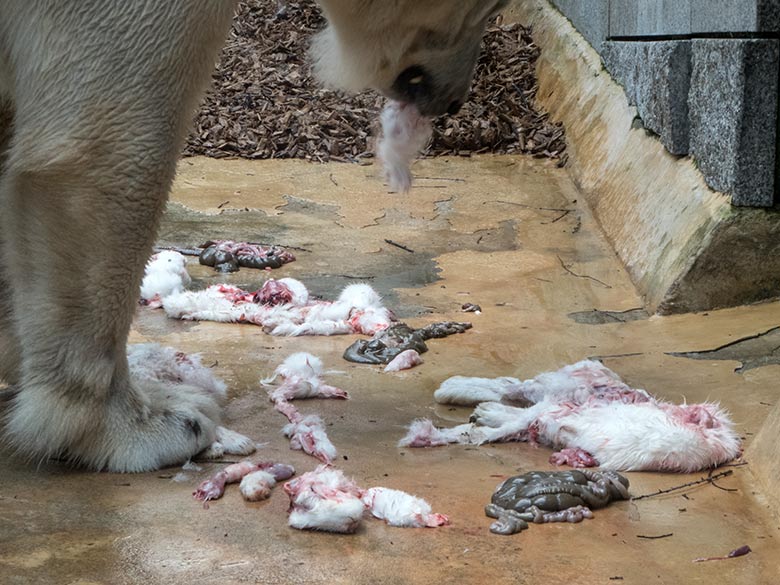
[312, 0, 509, 116]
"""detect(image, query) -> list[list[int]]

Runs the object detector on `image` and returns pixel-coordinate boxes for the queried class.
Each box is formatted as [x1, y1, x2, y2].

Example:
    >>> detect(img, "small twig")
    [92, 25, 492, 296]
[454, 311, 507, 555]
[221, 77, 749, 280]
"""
[545, 209, 572, 223]
[490, 200, 572, 213]
[384, 239, 415, 253]
[693, 545, 751, 563]
[245, 241, 312, 253]
[637, 533, 674, 540]
[328, 274, 376, 280]
[631, 470, 734, 501]
[154, 245, 203, 256]
[556, 255, 612, 289]
[589, 352, 645, 360]
[708, 467, 738, 492]
[328, 173, 338, 186]
[416, 176, 466, 182]
[217, 200, 230, 209]
[192, 459, 243, 465]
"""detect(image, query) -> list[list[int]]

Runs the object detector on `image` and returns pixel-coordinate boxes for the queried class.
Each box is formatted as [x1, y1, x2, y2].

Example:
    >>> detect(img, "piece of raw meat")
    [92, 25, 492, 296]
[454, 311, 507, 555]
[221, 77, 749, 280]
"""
[262, 352, 348, 403]
[198, 240, 295, 273]
[398, 419, 483, 448]
[433, 360, 644, 406]
[193, 461, 295, 505]
[344, 322, 471, 365]
[283, 466, 450, 532]
[384, 349, 424, 372]
[433, 376, 522, 406]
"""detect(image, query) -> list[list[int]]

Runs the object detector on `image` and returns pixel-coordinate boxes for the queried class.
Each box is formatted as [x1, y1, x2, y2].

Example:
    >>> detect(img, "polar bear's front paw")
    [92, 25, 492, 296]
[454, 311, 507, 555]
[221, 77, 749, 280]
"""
[6, 378, 223, 472]
[100, 380, 223, 472]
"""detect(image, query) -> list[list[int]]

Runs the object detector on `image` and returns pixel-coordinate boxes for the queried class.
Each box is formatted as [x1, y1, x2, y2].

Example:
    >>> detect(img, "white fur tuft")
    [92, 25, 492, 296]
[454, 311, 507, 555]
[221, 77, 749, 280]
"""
[378, 101, 432, 193]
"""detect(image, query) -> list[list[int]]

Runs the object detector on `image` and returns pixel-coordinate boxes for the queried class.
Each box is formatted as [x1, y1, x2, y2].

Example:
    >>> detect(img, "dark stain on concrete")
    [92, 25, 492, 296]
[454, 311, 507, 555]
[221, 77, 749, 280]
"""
[668, 325, 780, 372]
[157, 202, 287, 248]
[154, 200, 521, 320]
[568, 308, 650, 325]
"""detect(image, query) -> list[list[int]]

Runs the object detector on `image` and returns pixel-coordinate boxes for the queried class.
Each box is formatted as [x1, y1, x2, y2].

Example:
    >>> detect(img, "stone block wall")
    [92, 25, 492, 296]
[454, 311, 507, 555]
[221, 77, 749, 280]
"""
[550, 0, 780, 207]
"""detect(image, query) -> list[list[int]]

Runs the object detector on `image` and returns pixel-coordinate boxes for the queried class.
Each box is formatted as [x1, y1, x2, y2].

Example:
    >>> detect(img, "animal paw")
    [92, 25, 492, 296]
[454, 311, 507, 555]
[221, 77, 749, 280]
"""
[6, 377, 222, 472]
[470, 402, 525, 428]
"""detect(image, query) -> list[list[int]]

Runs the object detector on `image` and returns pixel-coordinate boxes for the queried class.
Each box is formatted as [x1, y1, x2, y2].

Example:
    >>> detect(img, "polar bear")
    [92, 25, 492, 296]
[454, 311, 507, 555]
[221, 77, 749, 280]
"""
[0, 0, 507, 471]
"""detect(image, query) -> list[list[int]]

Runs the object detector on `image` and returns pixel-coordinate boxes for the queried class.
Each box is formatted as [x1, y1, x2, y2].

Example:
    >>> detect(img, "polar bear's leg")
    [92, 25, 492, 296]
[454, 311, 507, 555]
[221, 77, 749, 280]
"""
[0, 1, 237, 471]
[0, 102, 20, 385]
[0, 273, 18, 386]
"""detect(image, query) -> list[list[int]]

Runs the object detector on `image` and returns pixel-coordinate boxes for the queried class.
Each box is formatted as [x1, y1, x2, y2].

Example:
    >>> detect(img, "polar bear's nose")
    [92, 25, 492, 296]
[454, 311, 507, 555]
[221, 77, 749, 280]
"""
[393, 65, 431, 104]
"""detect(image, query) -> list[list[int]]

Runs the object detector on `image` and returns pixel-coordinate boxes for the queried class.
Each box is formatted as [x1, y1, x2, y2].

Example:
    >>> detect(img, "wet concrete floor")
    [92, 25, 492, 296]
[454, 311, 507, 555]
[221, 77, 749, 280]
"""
[2, 155, 780, 584]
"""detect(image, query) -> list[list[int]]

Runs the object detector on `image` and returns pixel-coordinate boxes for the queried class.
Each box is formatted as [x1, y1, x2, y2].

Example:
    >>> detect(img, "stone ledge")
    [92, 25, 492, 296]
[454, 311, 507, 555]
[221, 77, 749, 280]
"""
[609, 0, 691, 38]
[549, 0, 609, 48]
[688, 39, 779, 207]
[607, 0, 780, 37]
[691, 0, 780, 34]
[601, 40, 691, 155]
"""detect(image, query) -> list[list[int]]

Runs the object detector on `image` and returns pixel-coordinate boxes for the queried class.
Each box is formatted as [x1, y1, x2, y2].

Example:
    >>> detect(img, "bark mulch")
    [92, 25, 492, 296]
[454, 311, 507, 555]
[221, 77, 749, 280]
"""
[184, 0, 566, 165]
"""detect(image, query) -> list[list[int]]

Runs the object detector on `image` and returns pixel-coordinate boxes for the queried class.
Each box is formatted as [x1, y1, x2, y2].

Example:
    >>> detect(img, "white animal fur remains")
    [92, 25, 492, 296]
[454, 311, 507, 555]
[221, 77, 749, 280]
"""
[163, 279, 393, 337]
[0, 0, 507, 471]
[400, 360, 741, 472]
[284, 465, 449, 533]
[263, 353, 347, 464]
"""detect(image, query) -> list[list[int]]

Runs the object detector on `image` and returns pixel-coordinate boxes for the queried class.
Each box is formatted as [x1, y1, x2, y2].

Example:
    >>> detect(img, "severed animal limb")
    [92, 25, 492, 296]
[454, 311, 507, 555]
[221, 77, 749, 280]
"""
[263, 353, 345, 463]
[194, 460, 295, 506]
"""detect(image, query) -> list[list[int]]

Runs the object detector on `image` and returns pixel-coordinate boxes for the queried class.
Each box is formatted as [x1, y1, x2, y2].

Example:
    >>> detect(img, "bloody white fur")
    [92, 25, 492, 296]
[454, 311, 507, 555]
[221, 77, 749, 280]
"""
[283, 414, 339, 464]
[139, 251, 191, 308]
[378, 101, 432, 192]
[239, 470, 278, 502]
[283, 465, 449, 532]
[433, 375, 523, 406]
[261, 352, 347, 399]
[164, 280, 393, 337]
[362, 487, 449, 528]
[263, 353, 347, 464]
[432, 360, 642, 406]
[403, 361, 741, 472]
[127, 344, 256, 459]
[384, 349, 424, 372]
[284, 465, 366, 533]
[398, 419, 482, 448]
